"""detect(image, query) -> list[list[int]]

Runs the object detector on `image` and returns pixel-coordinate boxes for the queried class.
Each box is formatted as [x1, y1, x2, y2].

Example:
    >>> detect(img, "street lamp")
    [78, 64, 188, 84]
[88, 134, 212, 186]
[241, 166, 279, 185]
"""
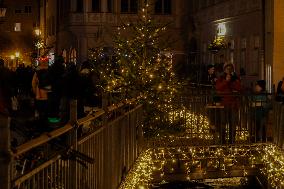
[10, 55, 15, 69]
[34, 28, 42, 66]
[15, 52, 20, 58]
[15, 51, 20, 68]
[34, 28, 41, 36]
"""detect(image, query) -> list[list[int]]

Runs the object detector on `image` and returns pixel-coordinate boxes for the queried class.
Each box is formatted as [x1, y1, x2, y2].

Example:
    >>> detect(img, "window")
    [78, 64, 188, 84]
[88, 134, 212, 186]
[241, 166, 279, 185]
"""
[76, 0, 83, 12]
[92, 0, 101, 12]
[70, 48, 77, 64]
[254, 35, 260, 48]
[241, 38, 246, 49]
[121, 0, 138, 13]
[107, 0, 113, 12]
[51, 16, 55, 35]
[230, 52, 234, 64]
[155, 0, 171, 14]
[24, 6, 32, 13]
[15, 9, 22, 13]
[14, 23, 21, 31]
[62, 49, 67, 63]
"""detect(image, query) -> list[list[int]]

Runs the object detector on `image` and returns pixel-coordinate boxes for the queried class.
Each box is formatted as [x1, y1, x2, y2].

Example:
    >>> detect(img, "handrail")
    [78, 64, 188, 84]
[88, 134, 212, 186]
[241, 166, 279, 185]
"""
[13, 97, 140, 157]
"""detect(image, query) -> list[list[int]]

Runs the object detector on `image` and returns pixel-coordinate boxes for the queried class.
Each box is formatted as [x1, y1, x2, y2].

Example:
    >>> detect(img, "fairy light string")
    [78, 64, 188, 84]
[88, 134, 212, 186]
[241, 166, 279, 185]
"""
[119, 144, 284, 188]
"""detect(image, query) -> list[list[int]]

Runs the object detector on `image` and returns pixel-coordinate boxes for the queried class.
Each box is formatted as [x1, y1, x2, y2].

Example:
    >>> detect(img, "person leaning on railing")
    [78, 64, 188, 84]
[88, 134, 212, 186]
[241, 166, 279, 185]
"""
[215, 63, 241, 144]
[250, 80, 271, 142]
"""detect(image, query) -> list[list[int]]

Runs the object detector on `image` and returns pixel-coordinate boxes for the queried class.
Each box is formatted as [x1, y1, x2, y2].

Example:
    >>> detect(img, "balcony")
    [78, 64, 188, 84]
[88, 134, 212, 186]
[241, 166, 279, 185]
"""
[1, 87, 284, 189]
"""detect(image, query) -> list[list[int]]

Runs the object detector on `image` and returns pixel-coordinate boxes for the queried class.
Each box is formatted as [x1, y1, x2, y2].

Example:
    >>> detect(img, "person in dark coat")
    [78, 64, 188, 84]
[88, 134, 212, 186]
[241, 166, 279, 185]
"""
[61, 62, 83, 121]
[276, 77, 284, 103]
[251, 80, 269, 142]
[47, 57, 66, 122]
[0, 59, 14, 116]
[201, 64, 217, 86]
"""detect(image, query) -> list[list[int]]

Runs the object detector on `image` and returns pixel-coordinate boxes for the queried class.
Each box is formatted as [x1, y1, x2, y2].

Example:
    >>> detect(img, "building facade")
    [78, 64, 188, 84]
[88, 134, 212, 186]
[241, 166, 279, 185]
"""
[0, 0, 39, 67]
[266, 0, 284, 88]
[39, 0, 190, 65]
[189, 0, 266, 88]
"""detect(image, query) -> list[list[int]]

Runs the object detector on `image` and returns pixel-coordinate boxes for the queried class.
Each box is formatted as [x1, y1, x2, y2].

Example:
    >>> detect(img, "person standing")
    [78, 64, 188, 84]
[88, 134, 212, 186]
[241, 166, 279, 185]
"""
[201, 64, 217, 86]
[251, 80, 269, 142]
[32, 59, 50, 125]
[0, 59, 14, 116]
[215, 62, 241, 144]
[276, 77, 284, 103]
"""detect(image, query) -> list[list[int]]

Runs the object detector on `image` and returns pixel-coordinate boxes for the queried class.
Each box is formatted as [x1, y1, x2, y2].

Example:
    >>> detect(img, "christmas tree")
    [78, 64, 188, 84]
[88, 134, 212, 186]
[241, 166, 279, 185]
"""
[89, 3, 181, 136]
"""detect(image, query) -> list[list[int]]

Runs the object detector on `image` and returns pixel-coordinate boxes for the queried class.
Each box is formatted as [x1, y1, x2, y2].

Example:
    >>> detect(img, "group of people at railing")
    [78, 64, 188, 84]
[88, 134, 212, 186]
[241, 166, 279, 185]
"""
[0, 57, 102, 145]
[200, 62, 284, 144]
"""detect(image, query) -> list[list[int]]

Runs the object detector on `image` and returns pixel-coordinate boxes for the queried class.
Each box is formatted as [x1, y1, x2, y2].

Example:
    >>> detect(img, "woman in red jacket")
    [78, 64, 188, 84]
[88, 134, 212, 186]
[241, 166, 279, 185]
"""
[215, 63, 241, 144]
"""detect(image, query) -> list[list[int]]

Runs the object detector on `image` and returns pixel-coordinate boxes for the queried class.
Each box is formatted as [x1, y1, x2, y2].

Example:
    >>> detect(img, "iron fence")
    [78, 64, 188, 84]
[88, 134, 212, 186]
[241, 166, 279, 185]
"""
[0, 98, 143, 189]
[148, 88, 275, 147]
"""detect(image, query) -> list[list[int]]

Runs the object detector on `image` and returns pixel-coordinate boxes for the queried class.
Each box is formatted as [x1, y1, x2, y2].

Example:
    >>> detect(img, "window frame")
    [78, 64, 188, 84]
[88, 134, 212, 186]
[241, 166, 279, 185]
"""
[121, 0, 138, 14]
[92, 0, 101, 12]
[154, 0, 172, 15]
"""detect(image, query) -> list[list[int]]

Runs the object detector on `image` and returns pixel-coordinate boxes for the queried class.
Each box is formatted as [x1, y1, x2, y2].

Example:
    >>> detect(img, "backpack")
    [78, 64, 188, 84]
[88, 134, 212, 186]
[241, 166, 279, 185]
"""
[36, 69, 50, 90]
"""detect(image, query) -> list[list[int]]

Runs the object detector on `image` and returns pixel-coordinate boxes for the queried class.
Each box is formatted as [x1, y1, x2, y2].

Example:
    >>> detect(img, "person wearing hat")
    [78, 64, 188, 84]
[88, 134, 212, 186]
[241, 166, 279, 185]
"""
[251, 80, 270, 142]
[215, 62, 241, 144]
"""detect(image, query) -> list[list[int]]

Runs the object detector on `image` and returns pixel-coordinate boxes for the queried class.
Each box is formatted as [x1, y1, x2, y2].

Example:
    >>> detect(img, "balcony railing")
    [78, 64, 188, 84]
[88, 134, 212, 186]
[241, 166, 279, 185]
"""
[0, 98, 143, 189]
[1, 88, 284, 188]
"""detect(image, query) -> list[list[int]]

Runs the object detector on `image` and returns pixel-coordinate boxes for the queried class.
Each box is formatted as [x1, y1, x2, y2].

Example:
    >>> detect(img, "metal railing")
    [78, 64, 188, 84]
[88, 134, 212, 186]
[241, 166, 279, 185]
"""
[148, 88, 275, 147]
[272, 101, 284, 149]
[0, 98, 144, 189]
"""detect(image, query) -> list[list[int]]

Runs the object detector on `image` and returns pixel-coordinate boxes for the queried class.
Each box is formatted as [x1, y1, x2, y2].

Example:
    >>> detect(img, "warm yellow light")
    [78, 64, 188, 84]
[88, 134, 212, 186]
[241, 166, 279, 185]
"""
[10, 55, 15, 60]
[15, 52, 20, 58]
[217, 23, 226, 36]
[34, 28, 41, 36]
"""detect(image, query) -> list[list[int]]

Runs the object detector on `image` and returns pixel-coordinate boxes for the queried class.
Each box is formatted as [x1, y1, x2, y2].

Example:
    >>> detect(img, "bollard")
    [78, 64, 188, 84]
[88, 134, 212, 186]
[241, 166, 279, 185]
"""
[0, 115, 12, 189]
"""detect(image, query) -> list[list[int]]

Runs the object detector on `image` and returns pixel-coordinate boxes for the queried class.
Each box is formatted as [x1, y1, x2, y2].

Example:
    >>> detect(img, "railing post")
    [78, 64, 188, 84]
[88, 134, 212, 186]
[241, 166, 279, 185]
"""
[69, 100, 78, 189]
[0, 116, 12, 189]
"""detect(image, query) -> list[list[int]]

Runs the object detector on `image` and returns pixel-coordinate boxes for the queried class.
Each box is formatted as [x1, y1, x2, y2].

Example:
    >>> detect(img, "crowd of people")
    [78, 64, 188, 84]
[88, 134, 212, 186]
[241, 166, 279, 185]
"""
[201, 62, 283, 144]
[1, 56, 284, 146]
[0, 57, 101, 142]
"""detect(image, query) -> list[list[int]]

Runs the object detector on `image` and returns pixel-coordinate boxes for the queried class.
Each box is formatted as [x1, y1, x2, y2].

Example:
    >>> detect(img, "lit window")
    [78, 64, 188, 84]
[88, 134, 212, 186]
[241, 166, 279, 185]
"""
[217, 23, 226, 36]
[121, 0, 138, 13]
[70, 48, 77, 64]
[155, 0, 172, 15]
[14, 23, 21, 32]
[62, 49, 67, 63]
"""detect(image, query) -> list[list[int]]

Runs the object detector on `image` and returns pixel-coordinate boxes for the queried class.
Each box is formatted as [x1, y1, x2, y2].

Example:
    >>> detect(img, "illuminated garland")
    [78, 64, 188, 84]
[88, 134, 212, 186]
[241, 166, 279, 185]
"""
[119, 149, 155, 189]
[260, 144, 284, 187]
[119, 144, 284, 188]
